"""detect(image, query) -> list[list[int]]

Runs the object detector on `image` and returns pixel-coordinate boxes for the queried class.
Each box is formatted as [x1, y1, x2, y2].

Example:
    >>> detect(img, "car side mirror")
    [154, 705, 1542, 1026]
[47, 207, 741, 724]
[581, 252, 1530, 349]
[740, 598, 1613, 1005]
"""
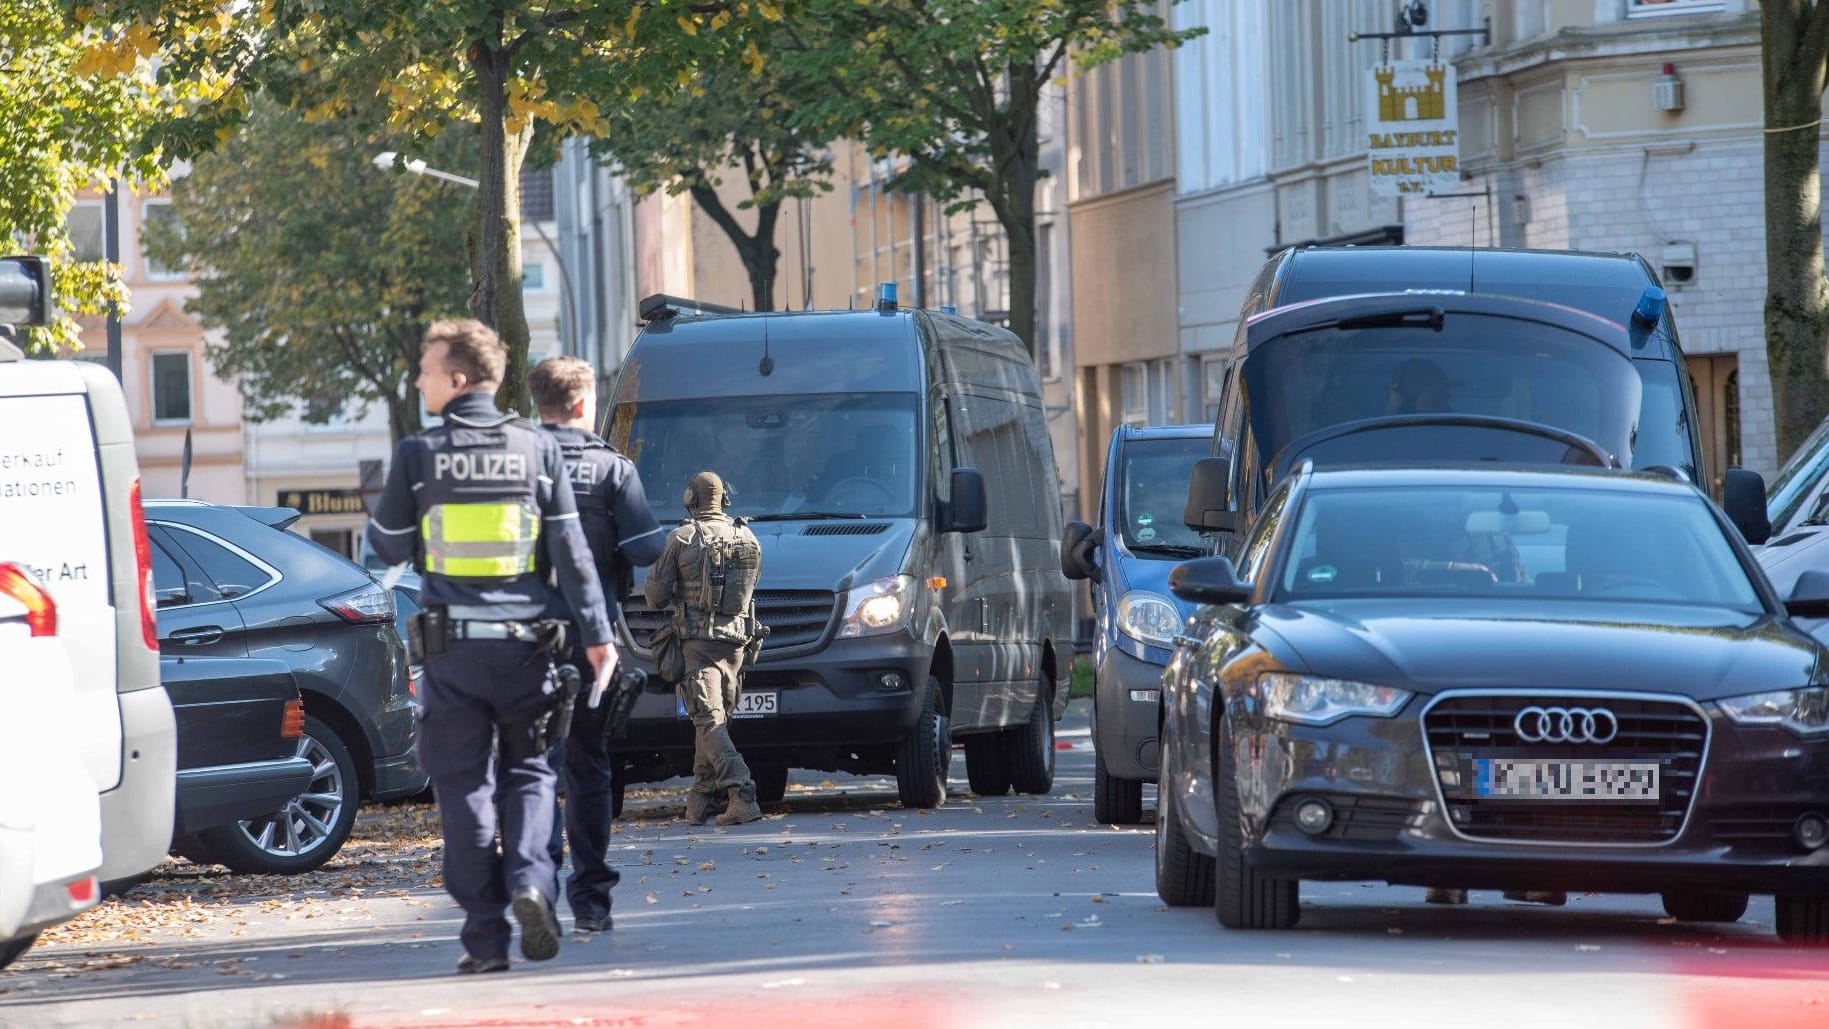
[1183, 456, 1236, 533]
[941, 467, 988, 534]
[1723, 467, 1771, 545]
[1060, 520, 1100, 583]
[1167, 556, 1251, 606]
[1786, 569, 1829, 619]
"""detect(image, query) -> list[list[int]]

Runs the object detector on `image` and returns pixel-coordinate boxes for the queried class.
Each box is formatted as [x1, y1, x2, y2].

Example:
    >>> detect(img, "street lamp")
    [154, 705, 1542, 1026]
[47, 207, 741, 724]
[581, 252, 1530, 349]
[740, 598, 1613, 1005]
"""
[371, 151, 579, 359]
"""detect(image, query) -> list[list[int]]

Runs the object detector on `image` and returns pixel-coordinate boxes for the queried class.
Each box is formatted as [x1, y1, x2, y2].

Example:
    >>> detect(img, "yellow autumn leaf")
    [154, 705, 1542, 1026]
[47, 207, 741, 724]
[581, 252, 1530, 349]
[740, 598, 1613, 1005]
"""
[124, 24, 157, 57]
[676, 15, 698, 36]
[625, 5, 642, 37]
[676, 67, 693, 86]
[758, 2, 784, 20]
[744, 39, 764, 76]
[710, 10, 731, 31]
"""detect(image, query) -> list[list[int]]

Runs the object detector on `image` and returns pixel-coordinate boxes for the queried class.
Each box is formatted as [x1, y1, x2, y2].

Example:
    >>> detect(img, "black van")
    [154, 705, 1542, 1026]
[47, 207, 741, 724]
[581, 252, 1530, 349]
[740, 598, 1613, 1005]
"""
[603, 294, 1074, 810]
[1187, 246, 1770, 544]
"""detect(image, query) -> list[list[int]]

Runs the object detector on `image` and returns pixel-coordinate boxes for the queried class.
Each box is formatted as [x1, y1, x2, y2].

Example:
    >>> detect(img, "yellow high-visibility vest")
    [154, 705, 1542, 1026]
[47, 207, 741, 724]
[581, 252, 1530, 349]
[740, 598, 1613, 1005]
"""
[421, 502, 540, 578]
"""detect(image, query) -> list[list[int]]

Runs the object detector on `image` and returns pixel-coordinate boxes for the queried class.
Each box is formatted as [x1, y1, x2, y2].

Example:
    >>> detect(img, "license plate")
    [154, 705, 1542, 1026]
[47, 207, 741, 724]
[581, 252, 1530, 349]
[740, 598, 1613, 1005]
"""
[732, 691, 777, 718]
[1474, 759, 1660, 801]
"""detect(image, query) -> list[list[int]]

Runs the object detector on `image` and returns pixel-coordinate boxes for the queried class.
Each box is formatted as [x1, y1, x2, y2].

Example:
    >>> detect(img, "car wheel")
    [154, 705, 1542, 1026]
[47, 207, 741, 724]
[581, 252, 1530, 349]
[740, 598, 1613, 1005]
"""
[964, 734, 1011, 797]
[1006, 683, 1056, 796]
[1661, 890, 1749, 924]
[172, 832, 212, 865]
[1214, 719, 1299, 930]
[1094, 747, 1144, 824]
[194, 715, 359, 875]
[1777, 895, 1829, 944]
[895, 677, 950, 809]
[1154, 740, 1214, 907]
[753, 764, 789, 806]
[0, 933, 38, 971]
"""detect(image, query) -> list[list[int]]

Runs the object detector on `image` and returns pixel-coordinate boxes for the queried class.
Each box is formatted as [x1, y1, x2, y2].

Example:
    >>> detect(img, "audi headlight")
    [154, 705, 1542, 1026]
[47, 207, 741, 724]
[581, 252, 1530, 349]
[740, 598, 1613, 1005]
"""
[1117, 591, 1179, 648]
[1258, 672, 1411, 726]
[839, 575, 916, 638]
[1719, 688, 1829, 735]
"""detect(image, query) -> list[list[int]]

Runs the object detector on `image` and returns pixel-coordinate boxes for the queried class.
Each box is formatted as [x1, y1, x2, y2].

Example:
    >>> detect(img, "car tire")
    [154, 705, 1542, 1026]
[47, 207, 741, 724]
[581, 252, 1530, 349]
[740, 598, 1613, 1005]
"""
[1214, 719, 1299, 930]
[1154, 739, 1214, 908]
[172, 832, 213, 866]
[1006, 684, 1056, 796]
[964, 734, 1011, 797]
[753, 764, 789, 806]
[895, 677, 950, 810]
[1777, 895, 1829, 944]
[0, 933, 38, 971]
[1094, 748, 1144, 824]
[1661, 890, 1749, 924]
[194, 714, 359, 875]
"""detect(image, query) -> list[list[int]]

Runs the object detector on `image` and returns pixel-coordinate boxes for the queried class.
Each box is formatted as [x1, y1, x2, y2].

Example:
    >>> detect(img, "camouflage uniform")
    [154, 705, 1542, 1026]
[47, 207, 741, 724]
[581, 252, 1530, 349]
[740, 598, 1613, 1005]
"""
[643, 472, 765, 825]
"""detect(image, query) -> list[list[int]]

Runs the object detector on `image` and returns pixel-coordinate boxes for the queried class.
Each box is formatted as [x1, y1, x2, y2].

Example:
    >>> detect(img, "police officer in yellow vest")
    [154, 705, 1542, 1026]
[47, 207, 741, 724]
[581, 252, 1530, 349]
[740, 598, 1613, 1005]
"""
[644, 472, 766, 826]
[367, 319, 615, 974]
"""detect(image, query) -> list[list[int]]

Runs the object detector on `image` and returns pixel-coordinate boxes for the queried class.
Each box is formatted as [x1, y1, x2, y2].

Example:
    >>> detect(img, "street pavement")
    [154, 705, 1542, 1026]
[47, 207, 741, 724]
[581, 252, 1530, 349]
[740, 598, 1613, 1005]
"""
[5, 700, 1829, 1029]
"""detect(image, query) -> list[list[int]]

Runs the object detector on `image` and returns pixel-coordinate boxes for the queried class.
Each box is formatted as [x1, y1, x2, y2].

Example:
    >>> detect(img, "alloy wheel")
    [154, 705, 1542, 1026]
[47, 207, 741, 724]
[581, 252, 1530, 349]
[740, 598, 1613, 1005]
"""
[236, 733, 347, 858]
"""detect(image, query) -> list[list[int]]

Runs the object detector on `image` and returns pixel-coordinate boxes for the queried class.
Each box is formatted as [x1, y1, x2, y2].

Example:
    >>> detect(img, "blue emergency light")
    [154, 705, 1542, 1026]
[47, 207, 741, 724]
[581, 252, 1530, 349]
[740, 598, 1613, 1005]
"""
[1632, 285, 1665, 328]
[876, 281, 897, 312]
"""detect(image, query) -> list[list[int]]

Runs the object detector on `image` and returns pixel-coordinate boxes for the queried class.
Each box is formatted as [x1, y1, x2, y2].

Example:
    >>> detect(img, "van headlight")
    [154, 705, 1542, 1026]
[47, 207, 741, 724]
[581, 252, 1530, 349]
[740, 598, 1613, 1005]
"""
[1258, 672, 1411, 726]
[1719, 688, 1829, 735]
[1117, 592, 1179, 647]
[839, 575, 916, 638]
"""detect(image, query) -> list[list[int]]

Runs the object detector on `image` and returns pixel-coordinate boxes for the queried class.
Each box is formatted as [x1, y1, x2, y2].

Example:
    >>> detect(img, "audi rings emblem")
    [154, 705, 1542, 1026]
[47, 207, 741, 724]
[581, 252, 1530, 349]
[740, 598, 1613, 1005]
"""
[1513, 706, 1619, 745]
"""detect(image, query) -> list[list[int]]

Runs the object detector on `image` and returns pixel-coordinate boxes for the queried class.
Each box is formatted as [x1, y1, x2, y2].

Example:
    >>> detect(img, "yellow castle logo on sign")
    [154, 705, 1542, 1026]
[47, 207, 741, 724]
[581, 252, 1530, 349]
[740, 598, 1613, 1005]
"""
[1375, 64, 1446, 122]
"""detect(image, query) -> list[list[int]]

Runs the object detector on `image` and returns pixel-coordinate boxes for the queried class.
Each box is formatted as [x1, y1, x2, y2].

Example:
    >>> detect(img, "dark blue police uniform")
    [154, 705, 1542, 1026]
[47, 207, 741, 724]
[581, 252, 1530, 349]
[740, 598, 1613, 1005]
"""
[538, 424, 663, 930]
[366, 391, 612, 968]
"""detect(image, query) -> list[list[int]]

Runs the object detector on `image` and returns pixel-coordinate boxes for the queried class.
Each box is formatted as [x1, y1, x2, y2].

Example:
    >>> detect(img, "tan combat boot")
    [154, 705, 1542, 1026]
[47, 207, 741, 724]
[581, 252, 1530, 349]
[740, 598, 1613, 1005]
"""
[682, 791, 718, 825]
[714, 787, 763, 826]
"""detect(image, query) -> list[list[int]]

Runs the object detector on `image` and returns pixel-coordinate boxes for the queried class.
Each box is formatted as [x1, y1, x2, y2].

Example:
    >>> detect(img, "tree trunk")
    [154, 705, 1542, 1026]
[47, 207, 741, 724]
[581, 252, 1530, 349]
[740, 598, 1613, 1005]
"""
[1765, 1, 1829, 459]
[469, 37, 533, 415]
[989, 67, 1043, 359]
[689, 183, 783, 312]
[385, 392, 420, 447]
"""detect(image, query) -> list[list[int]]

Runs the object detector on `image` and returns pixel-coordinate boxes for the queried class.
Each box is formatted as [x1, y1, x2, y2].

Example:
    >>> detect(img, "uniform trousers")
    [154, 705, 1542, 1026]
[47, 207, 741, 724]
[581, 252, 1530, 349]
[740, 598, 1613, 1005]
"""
[680, 638, 756, 800]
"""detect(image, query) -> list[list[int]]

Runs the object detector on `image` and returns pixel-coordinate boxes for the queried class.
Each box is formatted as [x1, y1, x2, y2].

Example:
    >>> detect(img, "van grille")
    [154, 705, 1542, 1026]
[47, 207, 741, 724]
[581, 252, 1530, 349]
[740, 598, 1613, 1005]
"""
[621, 590, 837, 659]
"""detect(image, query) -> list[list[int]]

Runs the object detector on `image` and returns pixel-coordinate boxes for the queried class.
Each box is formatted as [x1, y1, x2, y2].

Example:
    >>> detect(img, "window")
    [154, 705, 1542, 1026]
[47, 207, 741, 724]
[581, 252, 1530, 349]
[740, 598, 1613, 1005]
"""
[151, 351, 192, 424]
[1627, 0, 1726, 17]
[165, 526, 271, 600]
[67, 202, 104, 263]
[521, 166, 556, 222]
[1120, 363, 1149, 426]
[141, 201, 184, 280]
[1201, 356, 1229, 423]
[149, 538, 188, 607]
[1037, 222, 1057, 381]
[1151, 359, 1176, 423]
[311, 528, 356, 560]
[1236, 480, 1290, 585]
[523, 262, 547, 292]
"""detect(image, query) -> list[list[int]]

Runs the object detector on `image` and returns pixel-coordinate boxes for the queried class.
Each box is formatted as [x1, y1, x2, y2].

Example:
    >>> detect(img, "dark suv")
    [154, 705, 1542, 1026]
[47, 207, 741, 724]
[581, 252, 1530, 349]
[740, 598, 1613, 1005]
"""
[144, 500, 426, 874]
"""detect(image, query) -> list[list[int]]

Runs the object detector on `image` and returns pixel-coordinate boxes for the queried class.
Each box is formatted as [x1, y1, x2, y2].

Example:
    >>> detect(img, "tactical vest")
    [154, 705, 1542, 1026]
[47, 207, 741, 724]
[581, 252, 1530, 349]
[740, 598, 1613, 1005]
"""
[418, 414, 545, 580]
[673, 515, 762, 644]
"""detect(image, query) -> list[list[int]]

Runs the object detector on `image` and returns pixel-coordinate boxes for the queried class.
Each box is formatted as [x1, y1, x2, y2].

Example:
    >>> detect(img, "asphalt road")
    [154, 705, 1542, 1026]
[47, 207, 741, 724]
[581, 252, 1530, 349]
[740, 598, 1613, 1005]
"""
[5, 701, 1829, 1029]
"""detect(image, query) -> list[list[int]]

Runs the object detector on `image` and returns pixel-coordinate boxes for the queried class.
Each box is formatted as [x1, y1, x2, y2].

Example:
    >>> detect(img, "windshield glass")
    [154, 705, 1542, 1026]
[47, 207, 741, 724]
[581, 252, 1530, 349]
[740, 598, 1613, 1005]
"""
[613, 393, 920, 520]
[1277, 483, 1760, 611]
[1634, 360, 1695, 478]
[1242, 316, 1641, 472]
[1116, 436, 1208, 553]
[1769, 416, 1829, 531]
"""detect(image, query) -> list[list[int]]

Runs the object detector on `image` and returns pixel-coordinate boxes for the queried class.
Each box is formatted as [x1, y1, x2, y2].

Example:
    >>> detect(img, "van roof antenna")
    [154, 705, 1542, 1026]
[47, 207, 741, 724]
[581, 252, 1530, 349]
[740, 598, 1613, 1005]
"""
[1467, 201, 1477, 293]
[758, 316, 774, 377]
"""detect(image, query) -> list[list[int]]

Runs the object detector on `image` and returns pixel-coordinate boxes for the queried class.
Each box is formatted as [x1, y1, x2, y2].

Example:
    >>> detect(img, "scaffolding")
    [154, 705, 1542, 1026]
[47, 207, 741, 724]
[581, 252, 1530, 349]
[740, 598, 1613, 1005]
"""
[848, 152, 1009, 323]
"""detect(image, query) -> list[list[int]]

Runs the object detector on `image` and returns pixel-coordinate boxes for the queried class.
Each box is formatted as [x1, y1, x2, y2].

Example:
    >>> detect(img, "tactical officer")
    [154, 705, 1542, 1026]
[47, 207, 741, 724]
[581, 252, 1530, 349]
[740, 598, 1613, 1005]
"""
[644, 472, 766, 826]
[528, 356, 664, 934]
[367, 319, 615, 974]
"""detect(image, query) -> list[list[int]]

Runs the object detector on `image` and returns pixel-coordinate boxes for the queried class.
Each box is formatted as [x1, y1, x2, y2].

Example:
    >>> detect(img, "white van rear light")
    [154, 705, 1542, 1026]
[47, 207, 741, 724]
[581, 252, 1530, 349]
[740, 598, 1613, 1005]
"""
[128, 478, 158, 651]
[0, 562, 56, 636]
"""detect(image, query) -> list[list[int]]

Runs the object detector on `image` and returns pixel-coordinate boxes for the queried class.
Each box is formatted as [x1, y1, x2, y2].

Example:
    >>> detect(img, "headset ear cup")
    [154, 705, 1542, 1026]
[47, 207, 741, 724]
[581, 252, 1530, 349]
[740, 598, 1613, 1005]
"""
[684, 486, 696, 509]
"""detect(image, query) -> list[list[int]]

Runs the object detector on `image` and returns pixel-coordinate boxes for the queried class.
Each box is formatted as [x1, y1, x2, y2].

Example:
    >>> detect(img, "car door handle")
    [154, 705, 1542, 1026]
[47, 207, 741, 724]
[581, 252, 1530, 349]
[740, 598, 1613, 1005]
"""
[168, 626, 224, 646]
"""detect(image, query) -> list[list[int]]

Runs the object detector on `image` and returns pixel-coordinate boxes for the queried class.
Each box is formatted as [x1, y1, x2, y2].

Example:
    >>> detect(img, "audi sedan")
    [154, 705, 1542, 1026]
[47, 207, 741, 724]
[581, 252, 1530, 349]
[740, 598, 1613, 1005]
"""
[1156, 462, 1829, 943]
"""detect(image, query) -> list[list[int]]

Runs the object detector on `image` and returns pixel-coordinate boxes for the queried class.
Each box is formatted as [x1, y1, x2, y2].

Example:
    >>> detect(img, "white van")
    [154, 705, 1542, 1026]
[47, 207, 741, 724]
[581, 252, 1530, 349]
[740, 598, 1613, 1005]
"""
[0, 563, 102, 968]
[0, 260, 175, 890]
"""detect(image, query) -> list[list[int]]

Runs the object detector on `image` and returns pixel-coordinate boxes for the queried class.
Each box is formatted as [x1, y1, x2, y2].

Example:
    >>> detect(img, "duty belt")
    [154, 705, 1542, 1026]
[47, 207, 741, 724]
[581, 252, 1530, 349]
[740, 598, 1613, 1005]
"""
[448, 619, 542, 642]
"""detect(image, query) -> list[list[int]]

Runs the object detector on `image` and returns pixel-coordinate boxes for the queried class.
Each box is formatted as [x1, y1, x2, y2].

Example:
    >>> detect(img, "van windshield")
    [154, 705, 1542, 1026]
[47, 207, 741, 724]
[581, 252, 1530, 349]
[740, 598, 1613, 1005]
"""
[613, 393, 920, 520]
[1242, 316, 1642, 474]
[1117, 436, 1208, 554]
[1635, 360, 1695, 479]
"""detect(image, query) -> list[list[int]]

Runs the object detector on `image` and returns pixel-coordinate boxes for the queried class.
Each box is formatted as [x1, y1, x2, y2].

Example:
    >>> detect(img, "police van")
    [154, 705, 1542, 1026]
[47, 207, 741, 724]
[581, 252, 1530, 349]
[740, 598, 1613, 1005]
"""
[0, 258, 176, 893]
[604, 291, 1074, 810]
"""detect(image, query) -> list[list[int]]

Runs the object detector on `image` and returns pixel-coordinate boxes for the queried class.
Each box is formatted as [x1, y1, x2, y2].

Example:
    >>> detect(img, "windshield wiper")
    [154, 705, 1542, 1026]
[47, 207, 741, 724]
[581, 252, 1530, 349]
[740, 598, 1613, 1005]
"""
[747, 511, 873, 521]
[1129, 543, 1204, 558]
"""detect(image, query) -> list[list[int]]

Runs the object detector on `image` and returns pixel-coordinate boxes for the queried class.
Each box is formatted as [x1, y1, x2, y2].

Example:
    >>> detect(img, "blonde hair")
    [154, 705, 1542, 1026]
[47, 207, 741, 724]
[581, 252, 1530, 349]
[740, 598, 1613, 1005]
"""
[423, 319, 506, 388]
[529, 355, 596, 418]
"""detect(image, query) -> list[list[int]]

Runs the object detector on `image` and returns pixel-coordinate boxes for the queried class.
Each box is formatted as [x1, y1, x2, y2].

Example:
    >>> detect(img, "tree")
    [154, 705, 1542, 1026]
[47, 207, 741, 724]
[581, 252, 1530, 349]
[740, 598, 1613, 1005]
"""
[142, 101, 475, 444]
[0, 1, 170, 353]
[78, 0, 772, 412]
[798, 0, 1200, 355]
[1765, 1, 1829, 458]
[586, 17, 844, 311]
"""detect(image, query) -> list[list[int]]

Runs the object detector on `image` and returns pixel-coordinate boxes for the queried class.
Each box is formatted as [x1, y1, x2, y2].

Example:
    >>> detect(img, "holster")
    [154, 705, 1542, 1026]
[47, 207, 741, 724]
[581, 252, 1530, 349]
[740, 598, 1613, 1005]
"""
[406, 607, 449, 663]
[539, 663, 582, 750]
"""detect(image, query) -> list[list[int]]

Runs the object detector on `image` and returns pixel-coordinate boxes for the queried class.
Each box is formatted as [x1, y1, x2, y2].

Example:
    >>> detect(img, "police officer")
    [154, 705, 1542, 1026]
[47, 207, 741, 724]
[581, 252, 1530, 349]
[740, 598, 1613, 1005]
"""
[644, 472, 765, 827]
[367, 319, 615, 974]
[528, 356, 664, 934]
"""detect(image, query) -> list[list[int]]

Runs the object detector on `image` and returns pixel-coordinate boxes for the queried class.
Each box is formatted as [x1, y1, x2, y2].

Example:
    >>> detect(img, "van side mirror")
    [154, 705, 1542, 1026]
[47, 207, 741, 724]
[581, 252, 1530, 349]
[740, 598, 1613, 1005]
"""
[1786, 570, 1829, 619]
[1723, 468, 1771, 545]
[1060, 520, 1100, 583]
[1167, 556, 1252, 606]
[1183, 456, 1237, 533]
[941, 467, 988, 534]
